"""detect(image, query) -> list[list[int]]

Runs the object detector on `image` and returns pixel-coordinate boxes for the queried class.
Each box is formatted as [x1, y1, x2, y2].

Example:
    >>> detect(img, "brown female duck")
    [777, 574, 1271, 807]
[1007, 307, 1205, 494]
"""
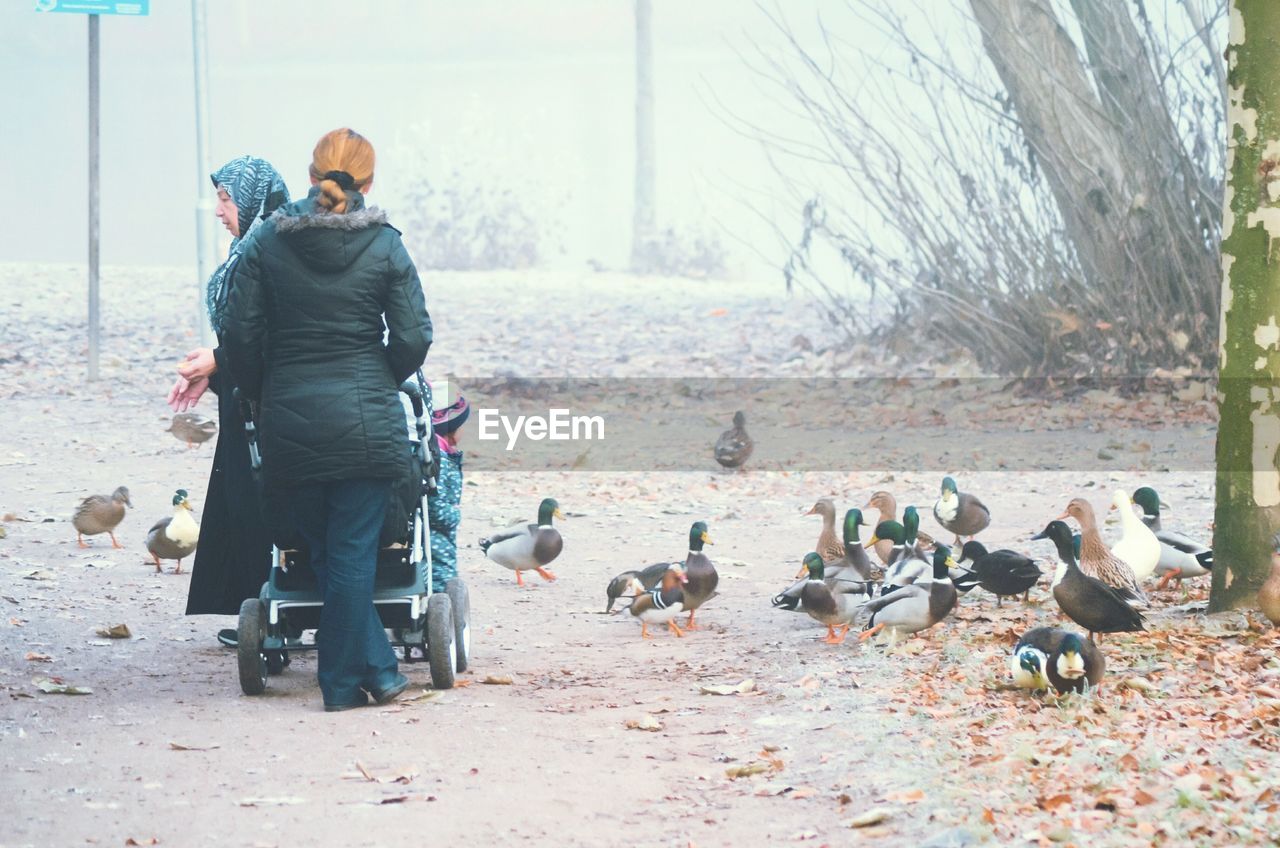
[73, 485, 132, 548]
[1061, 498, 1147, 607]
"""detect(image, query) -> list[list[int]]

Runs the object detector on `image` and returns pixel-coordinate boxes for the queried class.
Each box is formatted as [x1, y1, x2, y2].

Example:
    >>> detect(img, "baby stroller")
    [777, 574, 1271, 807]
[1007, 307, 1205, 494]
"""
[234, 373, 470, 695]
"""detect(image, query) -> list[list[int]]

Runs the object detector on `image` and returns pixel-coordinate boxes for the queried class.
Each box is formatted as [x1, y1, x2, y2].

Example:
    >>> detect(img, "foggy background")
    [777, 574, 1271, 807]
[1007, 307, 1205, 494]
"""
[1, 0, 890, 280]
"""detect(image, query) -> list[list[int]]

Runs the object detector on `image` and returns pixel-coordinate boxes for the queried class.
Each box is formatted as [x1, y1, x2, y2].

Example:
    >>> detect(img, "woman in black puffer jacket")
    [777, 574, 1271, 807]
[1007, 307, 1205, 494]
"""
[224, 128, 431, 712]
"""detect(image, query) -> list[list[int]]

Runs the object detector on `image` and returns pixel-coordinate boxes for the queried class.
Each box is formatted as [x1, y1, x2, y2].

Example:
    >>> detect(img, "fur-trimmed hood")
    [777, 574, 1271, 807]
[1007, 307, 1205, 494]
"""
[269, 187, 390, 271]
[272, 204, 388, 233]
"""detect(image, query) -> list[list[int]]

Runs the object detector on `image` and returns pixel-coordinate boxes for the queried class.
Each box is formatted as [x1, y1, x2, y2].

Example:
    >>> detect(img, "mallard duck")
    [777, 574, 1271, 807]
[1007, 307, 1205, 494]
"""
[1060, 499, 1147, 607]
[1131, 487, 1214, 590]
[479, 497, 564, 586]
[796, 552, 870, 644]
[933, 476, 990, 547]
[858, 545, 957, 645]
[681, 521, 718, 629]
[145, 489, 199, 574]
[901, 505, 932, 560]
[867, 520, 926, 594]
[773, 511, 876, 610]
[714, 411, 753, 469]
[605, 561, 672, 612]
[1261, 533, 1280, 626]
[1010, 627, 1104, 695]
[626, 563, 688, 638]
[952, 541, 1041, 606]
[73, 486, 132, 548]
[806, 498, 846, 562]
[1108, 490, 1160, 581]
[1032, 520, 1144, 641]
[864, 491, 901, 565]
[166, 412, 217, 448]
[837, 508, 878, 582]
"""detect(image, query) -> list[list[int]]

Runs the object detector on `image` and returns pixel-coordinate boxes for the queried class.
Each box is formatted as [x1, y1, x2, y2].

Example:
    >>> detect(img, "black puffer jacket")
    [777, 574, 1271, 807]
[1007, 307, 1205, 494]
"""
[223, 187, 431, 489]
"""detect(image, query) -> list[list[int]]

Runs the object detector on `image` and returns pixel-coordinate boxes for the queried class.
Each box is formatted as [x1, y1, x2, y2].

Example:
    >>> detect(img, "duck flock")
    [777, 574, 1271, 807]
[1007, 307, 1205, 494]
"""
[476, 475, 1251, 699]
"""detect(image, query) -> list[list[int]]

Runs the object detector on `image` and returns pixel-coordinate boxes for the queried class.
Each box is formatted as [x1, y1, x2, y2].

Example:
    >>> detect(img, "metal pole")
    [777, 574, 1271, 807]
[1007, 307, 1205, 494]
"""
[191, 0, 215, 346]
[87, 13, 100, 381]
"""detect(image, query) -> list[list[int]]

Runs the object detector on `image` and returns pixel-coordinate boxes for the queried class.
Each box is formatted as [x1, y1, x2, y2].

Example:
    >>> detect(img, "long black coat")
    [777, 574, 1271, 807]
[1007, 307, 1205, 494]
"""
[223, 188, 432, 489]
[184, 347, 273, 615]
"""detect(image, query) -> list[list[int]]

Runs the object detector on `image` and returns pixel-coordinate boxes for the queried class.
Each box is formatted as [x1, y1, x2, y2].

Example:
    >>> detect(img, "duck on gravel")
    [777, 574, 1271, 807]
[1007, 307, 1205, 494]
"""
[858, 545, 958, 646]
[479, 497, 563, 587]
[626, 563, 689, 639]
[73, 485, 131, 548]
[933, 476, 990, 548]
[1060, 498, 1147, 607]
[796, 552, 871, 644]
[145, 489, 199, 574]
[1032, 520, 1144, 642]
[951, 541, 1041, 606]
[1131, 486, 1213, 591]
[1011, 626, 1104, 695]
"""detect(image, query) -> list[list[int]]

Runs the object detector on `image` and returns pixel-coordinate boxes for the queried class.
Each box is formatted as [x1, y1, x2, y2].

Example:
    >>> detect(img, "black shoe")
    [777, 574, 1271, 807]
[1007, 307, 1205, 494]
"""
[324, 691, 369, 712]
[369, 673, 410, 705]
[217, 629, 237, 648]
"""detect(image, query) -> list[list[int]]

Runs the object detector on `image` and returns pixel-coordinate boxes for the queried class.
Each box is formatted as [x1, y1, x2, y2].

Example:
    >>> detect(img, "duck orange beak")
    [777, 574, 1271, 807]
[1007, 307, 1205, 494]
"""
[795, 565, 809, 579]
[864, 534, 880, 548]
[1055, 511, 1070, 521]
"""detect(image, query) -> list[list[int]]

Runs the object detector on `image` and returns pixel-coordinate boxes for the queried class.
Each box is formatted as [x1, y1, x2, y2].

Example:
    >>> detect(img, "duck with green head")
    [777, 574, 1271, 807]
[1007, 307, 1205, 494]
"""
[681, 521, 718, 629]
[877, 515, 931, 595]
[858, 545, 958, 646]
[797, 552, 869, 644]
[1010, 626, 1104, 695]
[933, 476, 990, 548]
[1131, 486, 1213, 591]
[773, 511, 875, 610]
[479, 497, 564, 587]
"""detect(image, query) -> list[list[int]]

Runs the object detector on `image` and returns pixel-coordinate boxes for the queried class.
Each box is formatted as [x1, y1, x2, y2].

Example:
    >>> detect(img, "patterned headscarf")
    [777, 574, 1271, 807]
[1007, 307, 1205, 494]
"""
[205, 156, 291, 335]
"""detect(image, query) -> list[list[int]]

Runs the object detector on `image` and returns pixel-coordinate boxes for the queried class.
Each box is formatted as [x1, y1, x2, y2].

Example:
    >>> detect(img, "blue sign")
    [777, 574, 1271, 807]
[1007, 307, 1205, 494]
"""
[35, 0, 149, 14]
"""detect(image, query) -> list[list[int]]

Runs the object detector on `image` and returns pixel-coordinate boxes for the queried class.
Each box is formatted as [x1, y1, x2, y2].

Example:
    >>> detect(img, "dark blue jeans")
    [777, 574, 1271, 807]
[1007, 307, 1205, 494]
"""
[288, 478, 398, 707]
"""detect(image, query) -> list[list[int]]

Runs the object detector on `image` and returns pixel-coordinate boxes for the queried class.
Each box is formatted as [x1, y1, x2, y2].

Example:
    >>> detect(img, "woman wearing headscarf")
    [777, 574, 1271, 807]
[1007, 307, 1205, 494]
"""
[223, 129, 431, 711]
[171, 156, 290, 641]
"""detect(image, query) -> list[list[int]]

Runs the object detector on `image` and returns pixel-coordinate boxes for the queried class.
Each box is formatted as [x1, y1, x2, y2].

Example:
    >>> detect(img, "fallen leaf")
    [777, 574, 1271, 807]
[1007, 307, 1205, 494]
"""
[350, 761, 419, 784]
[846, 808, 893, 828]
[25, 652, 52, 662]
[699, 679, 755, 696]
[125, 839, 159, 846]
[21, 570, 55, 581]
[725, 762, 772, 779]
[401, 689, 444, 703]
[169, 741, 220, 751]
[625, 714, 663, 732]
[1123, 677, 1156, 694]
[96, 623, 132, 639]
[482, 675, 513, 685]
[883, 788, 925, 804]
[33, 677, 92, 695]
[1039, 793, 1073, 811]
[1132, 788, 1157, 806]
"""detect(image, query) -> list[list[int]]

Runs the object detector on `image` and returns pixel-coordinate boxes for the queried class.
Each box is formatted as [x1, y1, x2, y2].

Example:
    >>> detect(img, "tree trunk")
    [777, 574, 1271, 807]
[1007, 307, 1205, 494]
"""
[1211, 0, 1280, 612]
[968, 0, 1130, 289]
[630, 0, 657, 271]
[1068, 0, 1217, 311]
[968, 0, 1220, 359]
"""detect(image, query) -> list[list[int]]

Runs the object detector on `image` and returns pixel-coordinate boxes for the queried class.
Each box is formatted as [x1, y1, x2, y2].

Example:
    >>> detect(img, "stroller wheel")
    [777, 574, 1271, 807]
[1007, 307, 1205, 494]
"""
[426, 593, 456, 690]
[237, 598, 268, 696]
[446, 579, 471, 673]
[266, 650, 287, 676]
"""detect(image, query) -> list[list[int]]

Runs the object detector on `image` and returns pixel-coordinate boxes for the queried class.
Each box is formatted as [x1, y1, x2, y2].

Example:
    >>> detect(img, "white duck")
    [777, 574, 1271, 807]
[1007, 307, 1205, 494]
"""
[1108, 490, 1160, 582]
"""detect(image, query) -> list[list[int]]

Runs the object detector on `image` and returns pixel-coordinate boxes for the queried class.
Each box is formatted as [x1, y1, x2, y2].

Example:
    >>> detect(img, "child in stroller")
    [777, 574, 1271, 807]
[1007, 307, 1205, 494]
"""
[427, 393, 469, 593]
[234, 374, 470, 696]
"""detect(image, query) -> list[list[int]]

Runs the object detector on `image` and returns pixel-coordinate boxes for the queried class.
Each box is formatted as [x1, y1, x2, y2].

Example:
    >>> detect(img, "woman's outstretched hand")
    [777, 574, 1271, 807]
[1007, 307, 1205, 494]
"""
[168, 375, 210, 412]
[178, 347, 218, 381]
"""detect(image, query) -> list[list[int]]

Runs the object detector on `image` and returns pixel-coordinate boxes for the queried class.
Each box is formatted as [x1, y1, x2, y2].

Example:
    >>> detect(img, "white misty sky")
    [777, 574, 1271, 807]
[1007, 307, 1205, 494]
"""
[5, 0, 967, 279]
[6, 1, 1215, 288]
